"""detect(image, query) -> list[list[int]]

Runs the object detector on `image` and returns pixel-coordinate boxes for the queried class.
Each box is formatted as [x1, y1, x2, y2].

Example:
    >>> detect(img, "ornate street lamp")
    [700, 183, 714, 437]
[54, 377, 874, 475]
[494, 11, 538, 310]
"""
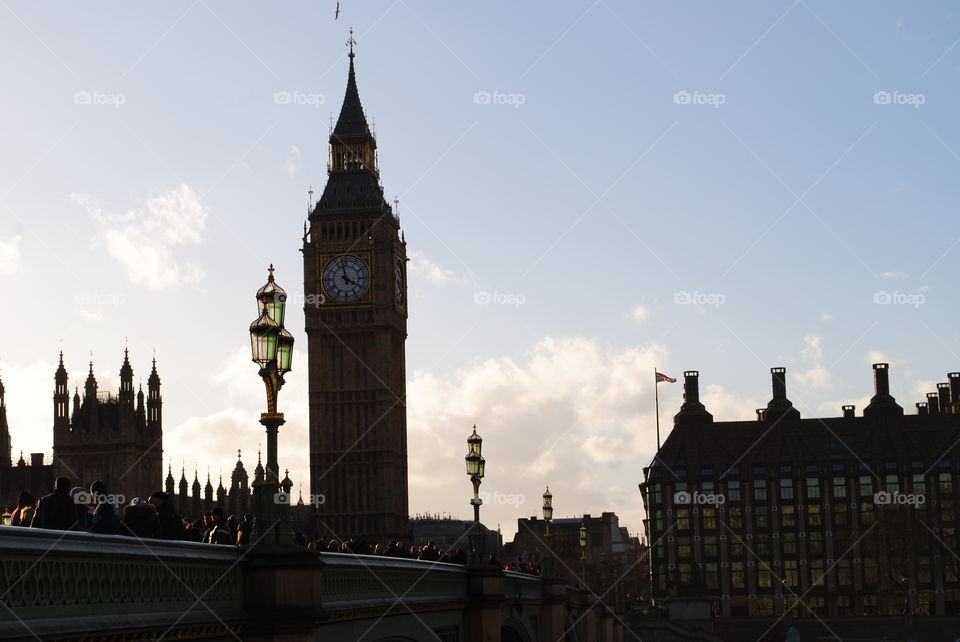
[249, 264, 294, 544]
[579, 519, 588, 588]
[465, 425, 485, 563]
[542, 486, 554, 577]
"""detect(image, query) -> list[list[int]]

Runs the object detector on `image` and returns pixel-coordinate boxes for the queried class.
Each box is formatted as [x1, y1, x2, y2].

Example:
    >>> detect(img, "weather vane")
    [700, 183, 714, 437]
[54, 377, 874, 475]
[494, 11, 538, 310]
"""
[346, 27, 356, 57]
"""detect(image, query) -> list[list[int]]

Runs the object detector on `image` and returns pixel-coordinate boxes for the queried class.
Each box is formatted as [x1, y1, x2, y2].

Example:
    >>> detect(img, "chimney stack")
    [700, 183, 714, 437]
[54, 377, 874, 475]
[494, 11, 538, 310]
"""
[917, 402, 929, 416]
[756, 408, 767, 421]
[938, 383, 951, 414]
[873, 363, 890, 396]
[674, 371, 713, 425]
[765, 367, 799, 421]
[863, 363, 904, 418]
[842, 405, 855, 419]
[949, 373, 960, 409]
[927, 392, 940, 415]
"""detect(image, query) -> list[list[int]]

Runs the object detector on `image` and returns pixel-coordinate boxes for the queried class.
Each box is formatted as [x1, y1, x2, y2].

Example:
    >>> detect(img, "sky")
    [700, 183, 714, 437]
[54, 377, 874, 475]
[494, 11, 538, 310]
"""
[2, 1, 960, 541]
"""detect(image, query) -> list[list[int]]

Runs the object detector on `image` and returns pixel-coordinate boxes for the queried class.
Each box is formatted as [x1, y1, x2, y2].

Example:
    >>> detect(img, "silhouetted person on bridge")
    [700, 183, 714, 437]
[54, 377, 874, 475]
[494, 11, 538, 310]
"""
[90, 481, 120, 535]
[203, 507, 232, 545]
[149, 492, 187, 540]
[10, 490, 35, 527]
[121, 498, 160, 538]
[31, 476, 76, 530]
[236, 514, 254, 546]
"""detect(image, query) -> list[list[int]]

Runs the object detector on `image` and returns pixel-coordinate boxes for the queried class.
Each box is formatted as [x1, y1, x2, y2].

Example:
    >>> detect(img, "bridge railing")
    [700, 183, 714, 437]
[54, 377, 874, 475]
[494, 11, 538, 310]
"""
[0, 527, 245, 640]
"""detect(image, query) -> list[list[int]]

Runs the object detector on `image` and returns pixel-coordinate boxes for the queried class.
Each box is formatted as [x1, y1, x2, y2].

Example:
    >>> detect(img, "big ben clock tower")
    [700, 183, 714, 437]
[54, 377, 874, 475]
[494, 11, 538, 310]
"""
[303, 36, 409, 542]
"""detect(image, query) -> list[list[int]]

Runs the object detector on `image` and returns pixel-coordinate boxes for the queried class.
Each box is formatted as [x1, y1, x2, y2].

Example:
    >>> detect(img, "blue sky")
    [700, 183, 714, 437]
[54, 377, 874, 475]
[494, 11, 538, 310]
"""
[2, 1, 960, 538]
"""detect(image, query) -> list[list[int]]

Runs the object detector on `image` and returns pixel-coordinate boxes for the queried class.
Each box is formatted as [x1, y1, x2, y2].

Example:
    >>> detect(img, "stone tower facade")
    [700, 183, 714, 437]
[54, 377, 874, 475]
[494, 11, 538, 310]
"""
[303, 46, 409, 543]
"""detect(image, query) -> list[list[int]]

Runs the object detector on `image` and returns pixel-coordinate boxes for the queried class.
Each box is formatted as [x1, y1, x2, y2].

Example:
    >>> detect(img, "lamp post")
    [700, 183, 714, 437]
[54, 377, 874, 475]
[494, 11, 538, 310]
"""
[542, 486, 553, 577]
[465, 425, 485, 564]
[579, 520, 588, 589]
[249, 264, 295, 544]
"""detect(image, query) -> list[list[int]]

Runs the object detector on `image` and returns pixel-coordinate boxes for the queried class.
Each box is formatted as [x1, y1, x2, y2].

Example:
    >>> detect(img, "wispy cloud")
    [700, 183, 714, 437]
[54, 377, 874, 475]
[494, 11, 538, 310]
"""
[408, 250, 467, 287]
[0, 235, 23, 276]
[625, 305, 649, 325]
[285, 145, 301, 178]
[72, 184, 208, 290]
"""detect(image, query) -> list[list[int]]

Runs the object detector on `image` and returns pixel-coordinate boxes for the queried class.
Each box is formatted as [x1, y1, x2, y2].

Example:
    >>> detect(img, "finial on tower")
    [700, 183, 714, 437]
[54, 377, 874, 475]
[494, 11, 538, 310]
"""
[347, 27, 357, 58]
[268, 264, 275, 281]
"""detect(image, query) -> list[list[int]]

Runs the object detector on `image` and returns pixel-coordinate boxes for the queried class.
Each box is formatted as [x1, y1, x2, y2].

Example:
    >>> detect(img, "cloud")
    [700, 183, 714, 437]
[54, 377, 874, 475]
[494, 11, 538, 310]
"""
[73, 184, 208, 290]
[0, 235, 22, 276]
[800, 335, 823, 362]
[881, 271, 907, 280]
[285, 145, 301, 178]
[407, 250, 467, 287]
[625, 305, 649, 325]
[818, 312, 832, 322]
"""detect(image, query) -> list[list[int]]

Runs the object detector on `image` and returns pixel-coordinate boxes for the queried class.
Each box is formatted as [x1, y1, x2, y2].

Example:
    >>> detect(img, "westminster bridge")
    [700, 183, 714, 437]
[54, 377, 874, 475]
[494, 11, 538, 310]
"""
[0, 526, 652, 642]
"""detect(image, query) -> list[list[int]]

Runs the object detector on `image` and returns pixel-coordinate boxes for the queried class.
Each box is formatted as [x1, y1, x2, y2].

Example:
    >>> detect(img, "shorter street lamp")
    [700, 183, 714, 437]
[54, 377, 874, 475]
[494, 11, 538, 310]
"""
[542, 486, 554, 577]
[579, 520, 588, 588]
[249, 265, 295, 544]
[465, 426, 486, 563]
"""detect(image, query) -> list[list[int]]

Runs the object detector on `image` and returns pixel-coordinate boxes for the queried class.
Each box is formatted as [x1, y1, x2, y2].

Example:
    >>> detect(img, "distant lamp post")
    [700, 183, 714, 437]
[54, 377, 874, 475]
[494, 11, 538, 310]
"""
[579, 520, 588, 588]
[542, 486, 554, 577]
[249, 264, 294, 544]
[465, 425, 486, 563]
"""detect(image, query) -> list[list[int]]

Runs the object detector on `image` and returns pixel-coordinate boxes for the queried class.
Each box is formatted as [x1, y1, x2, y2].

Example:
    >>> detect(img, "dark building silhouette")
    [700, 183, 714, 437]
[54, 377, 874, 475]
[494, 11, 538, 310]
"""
[303, 46, 409, 542]
[408, 514, 501, 555]
[52, 351, 162, 501]
[641, 365, 960, 620]
[0, 371, 54, 509]
[505, 512, 648, 606]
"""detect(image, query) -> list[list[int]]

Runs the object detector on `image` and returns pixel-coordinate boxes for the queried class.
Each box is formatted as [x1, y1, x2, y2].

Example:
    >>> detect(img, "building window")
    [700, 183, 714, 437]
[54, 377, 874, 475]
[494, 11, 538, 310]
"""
[808, 504, 822, 526]
[940, 472, 953, 496]
[703, 507, 717, 530]
[756, 596, 774, 616]
[859, 475, 873, 497]
[678, 536, 691, 559]
[677, 508, 690, 530]
[783, 560, 798, 588]
[885, 474, 900, 493]
[808, 530, 823, 554]
[836, 595, 851, 616]
[863, 594, 879, 615]
[756, 533, 770, 557]
[864, 559, 878, 586]
[941, 499, 954, 523]
[704, 535, 718, 557]
[781, 504, 796, 528]
[732, 562, 745, 589]
[705, 562, 719, 590]
[727, 480, 741, 502]
[806, 477, 820, 499]
[730, 541, 744, 557]
[838, 559, 852, 585]
[808, 596, 827, 616]
[754, 480, 767, 501]
[810, 559, 825, 587]
[780, 478, 795, 500]
[727, 506, 742, 529]
[834, 505, 849, 527]
[754, 505, 769, 528]
[782, 532, 797, 555]
[912, 474, 926, 496]
[860, 502, 874, 525]
[832, 477, 847, 498]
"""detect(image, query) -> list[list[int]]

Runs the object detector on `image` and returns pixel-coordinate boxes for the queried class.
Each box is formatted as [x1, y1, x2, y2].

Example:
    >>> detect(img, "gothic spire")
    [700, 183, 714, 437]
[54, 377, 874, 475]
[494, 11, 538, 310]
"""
[332, 29, 373, 140]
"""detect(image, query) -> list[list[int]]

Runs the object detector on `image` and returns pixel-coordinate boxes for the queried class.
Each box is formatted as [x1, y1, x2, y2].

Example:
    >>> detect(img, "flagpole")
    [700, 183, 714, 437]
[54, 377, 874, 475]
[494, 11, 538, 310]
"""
[654, 367, 661, 452]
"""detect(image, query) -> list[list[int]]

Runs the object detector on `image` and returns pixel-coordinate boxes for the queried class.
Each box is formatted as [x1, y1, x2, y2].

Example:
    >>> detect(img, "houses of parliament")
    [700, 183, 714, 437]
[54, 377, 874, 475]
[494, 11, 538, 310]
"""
[0, 351, 264, 520]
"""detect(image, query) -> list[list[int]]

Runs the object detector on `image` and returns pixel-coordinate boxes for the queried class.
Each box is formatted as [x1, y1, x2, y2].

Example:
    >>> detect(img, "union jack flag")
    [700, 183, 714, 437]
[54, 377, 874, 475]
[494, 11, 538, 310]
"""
[656, 372, 676, 383]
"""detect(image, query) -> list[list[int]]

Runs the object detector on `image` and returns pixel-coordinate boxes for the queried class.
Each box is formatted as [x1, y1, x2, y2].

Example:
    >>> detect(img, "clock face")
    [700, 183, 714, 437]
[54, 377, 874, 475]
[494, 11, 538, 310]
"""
[323, 255, 370, 303]
[394, 257, 405, 305]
